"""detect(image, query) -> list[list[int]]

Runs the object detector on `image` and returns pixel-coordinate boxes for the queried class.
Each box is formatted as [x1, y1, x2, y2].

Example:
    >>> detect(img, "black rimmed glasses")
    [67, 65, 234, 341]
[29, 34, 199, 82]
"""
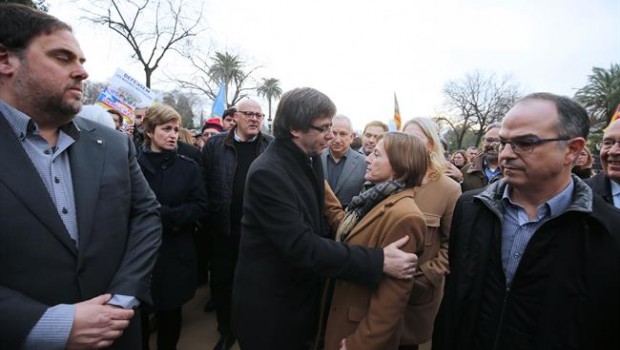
[309, 124, 333, 134]
[498, 137, 570, 154]
[483, 137, 501, 144]
[236, 111, 265, 120]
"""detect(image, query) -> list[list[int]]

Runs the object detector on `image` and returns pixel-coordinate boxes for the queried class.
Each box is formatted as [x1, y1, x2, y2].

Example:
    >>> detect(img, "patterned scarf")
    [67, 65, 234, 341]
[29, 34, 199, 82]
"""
[335, 180, 405, 242]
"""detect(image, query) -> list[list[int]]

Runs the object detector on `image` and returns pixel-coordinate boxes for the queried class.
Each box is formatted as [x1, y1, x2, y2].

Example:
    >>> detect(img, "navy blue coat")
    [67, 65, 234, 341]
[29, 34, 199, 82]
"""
[138, 150, 208, 309]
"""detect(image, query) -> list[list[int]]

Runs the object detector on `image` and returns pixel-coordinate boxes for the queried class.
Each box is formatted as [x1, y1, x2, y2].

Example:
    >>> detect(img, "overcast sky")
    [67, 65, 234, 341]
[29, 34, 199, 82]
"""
[48, 0, 620, 130]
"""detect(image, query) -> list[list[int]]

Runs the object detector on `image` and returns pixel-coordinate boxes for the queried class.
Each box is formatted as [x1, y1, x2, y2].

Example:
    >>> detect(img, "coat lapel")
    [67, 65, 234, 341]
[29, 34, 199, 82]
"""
[334, 151, 358, 193]
[0, 115, 78, 256]
[69, 119, 104, 252]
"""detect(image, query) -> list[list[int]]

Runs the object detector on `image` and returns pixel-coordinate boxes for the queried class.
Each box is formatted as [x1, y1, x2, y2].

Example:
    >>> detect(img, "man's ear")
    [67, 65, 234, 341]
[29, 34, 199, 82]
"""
[0, 45, 18, 77]
[290, 129, 301, 139]
[566, 137, 586, 164]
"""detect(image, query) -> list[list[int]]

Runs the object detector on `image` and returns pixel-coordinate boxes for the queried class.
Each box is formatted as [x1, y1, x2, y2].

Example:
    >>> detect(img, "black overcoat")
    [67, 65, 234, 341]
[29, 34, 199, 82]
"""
[232, 138, 384, 349]
[138, 150, 208, 309]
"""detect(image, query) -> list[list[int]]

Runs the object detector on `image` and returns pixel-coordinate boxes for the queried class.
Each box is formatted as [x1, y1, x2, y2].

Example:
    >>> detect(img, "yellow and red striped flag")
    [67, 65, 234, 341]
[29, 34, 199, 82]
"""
[610, 103, 620, 125]
[394, 93, 401, 131]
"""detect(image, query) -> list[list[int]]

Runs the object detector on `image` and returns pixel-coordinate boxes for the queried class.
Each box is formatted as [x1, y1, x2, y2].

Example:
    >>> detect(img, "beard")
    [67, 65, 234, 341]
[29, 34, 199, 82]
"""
[484, 144, 499, 162]
[14, 62, 82, 126]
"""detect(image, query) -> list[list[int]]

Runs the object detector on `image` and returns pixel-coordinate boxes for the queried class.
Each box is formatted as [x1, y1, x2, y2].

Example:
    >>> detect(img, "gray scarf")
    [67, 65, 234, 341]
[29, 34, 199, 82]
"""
[336, 180, 405, 242]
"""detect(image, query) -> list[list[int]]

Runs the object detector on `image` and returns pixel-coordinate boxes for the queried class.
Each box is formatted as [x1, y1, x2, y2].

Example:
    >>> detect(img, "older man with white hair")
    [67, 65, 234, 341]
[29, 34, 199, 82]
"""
[321, 114, 366, 208]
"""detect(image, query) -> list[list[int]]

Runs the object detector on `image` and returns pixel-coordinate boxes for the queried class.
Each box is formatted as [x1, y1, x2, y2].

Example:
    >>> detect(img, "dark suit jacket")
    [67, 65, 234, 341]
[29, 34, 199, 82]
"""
[321, 148, 367, 208]
[0, 115, 162, 349]
[232, 138, 384, 350]
[586, 172, 615, 205]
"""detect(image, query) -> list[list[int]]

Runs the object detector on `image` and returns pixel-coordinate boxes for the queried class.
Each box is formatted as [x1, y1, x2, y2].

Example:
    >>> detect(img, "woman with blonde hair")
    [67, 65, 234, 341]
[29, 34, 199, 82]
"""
[323, 132, 427, 350]
[450, 149, 470, 170]
[400, 117, 462, 350]
[572, 145, 594, 179]
[177, 127, 196, 145]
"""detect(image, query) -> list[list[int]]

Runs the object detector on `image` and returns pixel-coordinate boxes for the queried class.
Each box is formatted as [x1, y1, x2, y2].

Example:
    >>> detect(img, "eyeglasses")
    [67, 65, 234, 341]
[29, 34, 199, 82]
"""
[483, 137, 501, 144]
[499, 137, 570, 154]
[309, 124, 333, 134]
[236, 111, 265, 120]
[599, 139, 620, 150]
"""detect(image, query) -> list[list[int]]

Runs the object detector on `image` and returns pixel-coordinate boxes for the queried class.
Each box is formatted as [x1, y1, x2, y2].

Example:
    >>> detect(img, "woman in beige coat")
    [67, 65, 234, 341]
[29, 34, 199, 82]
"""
[323, 132, 428, 350]
[400, 118, 461, 349]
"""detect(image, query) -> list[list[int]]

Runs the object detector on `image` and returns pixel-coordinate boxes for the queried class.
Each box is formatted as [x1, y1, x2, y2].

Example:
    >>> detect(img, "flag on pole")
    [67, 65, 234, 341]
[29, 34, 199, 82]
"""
[610, 102, 620, 125]
[211, 81, 227, 118]
[393, 92, 402, 131]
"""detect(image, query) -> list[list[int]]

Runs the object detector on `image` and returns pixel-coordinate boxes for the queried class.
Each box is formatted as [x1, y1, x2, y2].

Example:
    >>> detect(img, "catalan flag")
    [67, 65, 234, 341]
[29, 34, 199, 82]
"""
[610, 103, 620, 125]
[394, 92, 401, 131]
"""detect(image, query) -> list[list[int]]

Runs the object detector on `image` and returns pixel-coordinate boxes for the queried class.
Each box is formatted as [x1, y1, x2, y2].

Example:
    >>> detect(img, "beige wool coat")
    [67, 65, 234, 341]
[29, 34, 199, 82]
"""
[323, 183, 427, 350]
[400, 174, 461, 345]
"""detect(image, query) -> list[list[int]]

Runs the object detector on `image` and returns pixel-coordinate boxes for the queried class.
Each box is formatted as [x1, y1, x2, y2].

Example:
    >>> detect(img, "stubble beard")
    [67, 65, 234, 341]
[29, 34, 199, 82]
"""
[15, 64, 81, 127]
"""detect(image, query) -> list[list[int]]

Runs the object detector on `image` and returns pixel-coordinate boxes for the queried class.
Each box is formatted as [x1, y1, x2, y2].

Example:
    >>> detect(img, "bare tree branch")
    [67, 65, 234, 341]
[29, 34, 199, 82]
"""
[81, 0, 203, 88]
[442, 70, 521, 149]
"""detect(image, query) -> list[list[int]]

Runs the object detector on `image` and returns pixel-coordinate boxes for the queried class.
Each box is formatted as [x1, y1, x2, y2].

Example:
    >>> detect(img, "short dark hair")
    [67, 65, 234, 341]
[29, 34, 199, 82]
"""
[272, 87, 336, 139]
[363, 120, 389, 134]
[519, 92, 589, 139]
[223, 107, 236, 118]
[0, 3, 72, 53]
[107, 109, 123, 123]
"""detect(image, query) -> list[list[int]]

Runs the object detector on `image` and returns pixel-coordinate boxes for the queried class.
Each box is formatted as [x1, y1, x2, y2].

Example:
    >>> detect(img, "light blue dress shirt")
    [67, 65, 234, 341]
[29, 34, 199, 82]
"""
[501, 180, 574, 286]
[610, 179, 620, 209]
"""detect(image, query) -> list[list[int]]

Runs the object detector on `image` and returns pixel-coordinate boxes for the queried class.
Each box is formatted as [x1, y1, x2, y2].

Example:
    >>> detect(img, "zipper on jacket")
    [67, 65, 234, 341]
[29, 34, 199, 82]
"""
[491, 286, 510, 350]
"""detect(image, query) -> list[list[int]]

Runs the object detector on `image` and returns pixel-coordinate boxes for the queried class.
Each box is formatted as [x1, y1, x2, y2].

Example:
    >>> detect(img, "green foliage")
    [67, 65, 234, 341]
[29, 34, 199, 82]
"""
[256, 78, 282, 121]
[162, 90, 197, 129]
[82, 81, 108, 105]
[1, 0, 47, 11]
[574, 63, 620, 131]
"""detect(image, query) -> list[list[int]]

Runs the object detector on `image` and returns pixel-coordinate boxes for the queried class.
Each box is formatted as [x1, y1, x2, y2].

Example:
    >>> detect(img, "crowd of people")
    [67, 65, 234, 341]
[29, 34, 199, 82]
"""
[1, 4, 620, 350]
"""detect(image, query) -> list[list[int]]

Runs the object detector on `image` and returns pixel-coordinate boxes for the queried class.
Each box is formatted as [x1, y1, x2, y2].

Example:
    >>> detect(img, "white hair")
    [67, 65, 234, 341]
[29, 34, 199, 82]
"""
[77, 105, 116, 129]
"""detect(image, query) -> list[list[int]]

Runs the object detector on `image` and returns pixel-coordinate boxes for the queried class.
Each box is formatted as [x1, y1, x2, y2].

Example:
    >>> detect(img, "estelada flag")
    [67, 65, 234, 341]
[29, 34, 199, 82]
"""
[394, 93, 402, 131]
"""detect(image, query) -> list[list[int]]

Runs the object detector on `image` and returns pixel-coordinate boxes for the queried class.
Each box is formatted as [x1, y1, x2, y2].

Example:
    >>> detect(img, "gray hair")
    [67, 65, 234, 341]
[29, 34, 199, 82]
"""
[77, 105, 116, 129]
[332, 114, 353, 131]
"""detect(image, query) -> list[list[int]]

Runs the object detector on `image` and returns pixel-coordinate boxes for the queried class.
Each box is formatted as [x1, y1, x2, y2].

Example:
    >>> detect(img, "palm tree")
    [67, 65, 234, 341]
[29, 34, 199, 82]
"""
[575, 63, 620, 130]
[208, 51, 245, 106]
[256, 78, 283, 123]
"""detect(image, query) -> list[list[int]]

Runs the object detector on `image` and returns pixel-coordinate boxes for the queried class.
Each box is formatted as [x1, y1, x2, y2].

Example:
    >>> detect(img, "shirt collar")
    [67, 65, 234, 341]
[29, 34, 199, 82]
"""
[234, 129, 258, 142]
[502, 179, 575, 218]
[610, 179, 620, 198]
[0, 99, 80, 141]
[328, 148, 350, 160]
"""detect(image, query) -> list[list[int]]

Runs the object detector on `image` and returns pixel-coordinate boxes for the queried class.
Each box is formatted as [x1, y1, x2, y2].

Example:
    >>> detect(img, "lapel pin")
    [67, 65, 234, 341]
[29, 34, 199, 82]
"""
[96, 139, 103, 144]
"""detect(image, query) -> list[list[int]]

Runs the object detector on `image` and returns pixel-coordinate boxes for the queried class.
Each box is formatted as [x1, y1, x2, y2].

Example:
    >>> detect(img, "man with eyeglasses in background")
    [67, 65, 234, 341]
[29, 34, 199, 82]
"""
[202, 98, 272, 350]
[461, 123, 503, 192]
[586, 119, 620, 208]
[433, 93, 620, 350]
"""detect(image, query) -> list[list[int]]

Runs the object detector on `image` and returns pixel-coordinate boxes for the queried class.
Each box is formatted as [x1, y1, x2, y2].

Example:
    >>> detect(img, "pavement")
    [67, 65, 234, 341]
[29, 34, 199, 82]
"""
[148, 285, 240, 349]
[149, 285, 430, 350]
